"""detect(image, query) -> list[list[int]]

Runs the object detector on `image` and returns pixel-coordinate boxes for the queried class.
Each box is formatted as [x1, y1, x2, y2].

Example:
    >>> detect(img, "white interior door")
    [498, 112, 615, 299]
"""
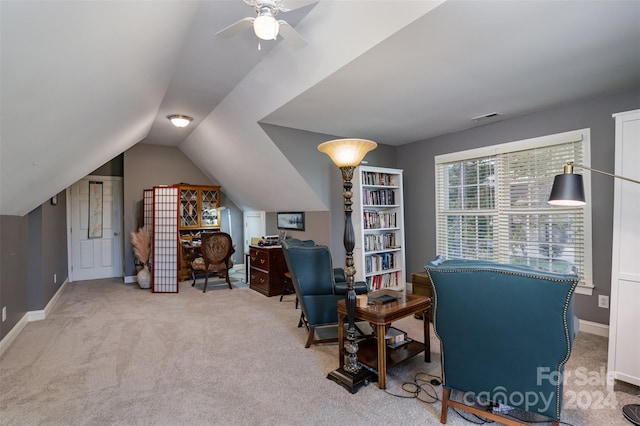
[69, 176, 123, 281]
[244, 211, 265, 254]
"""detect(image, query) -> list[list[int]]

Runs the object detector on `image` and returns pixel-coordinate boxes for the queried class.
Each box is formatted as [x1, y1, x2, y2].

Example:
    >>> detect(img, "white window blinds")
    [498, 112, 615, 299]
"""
[435, 130, 592, 289]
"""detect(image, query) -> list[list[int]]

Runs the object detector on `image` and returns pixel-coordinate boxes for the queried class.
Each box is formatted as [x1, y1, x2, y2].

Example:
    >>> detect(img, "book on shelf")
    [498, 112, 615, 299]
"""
[366, 271, 401, 290]
[385, 327, 410, 348]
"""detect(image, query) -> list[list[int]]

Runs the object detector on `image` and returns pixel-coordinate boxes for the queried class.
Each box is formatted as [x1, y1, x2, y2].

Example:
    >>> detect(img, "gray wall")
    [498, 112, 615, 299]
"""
[398, 88, 640, 324]
[0, 215, 28, 340]
[265, 211, 331, 247]
[0, 188, 67, 341]
[27, 190, 68, 310]
[123, 143, 243, 277]
[266, 123, 397, 262]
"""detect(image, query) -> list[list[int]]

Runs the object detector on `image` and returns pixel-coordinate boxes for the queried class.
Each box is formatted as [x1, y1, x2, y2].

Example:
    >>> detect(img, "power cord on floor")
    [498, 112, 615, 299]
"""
[383, 372, 440, 403]
[384, 373, 576, 426]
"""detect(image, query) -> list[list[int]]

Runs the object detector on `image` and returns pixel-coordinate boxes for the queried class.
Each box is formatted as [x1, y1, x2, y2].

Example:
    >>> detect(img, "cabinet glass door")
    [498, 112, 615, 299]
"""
[201, 189, 220, 226]
[180, 188, 199, 227]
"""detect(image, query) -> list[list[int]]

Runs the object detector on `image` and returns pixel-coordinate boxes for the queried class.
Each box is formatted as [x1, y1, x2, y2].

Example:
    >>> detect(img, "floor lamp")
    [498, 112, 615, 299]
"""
[548, 161, 640, 426]
[548, 161, 640, 205]
[318, 138, 377, 393]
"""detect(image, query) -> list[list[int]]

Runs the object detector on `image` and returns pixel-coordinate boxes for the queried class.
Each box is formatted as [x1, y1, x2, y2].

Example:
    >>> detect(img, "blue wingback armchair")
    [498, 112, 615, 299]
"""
[424, 256, 579, 425]
[282, 238, 368, 295]
[281, 239, 369, 347]
[281, 241, 345, 347]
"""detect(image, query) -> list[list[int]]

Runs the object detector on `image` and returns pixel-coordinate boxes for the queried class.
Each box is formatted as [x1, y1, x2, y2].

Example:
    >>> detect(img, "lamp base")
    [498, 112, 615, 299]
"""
[326, 366, 376, 394]
[623, 404, 640, 426]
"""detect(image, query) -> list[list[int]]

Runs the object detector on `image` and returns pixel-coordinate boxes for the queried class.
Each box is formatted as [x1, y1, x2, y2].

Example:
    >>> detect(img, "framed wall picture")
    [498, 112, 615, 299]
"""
[277, 212, 305, 231]
[88, 181, 104, 239]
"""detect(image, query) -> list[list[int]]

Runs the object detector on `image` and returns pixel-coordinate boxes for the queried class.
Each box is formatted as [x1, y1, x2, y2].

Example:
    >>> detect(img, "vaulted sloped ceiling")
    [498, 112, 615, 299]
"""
[2, 0, 639, 216]
[1, 1, 201, 215]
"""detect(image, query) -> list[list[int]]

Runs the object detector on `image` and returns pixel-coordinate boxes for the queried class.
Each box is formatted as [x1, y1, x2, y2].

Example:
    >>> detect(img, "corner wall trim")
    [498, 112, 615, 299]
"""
[30, 278, 69, 322]
[578, 319, 609, 337]
[0, 279, 69, 356]
[0, 313, 29, 357]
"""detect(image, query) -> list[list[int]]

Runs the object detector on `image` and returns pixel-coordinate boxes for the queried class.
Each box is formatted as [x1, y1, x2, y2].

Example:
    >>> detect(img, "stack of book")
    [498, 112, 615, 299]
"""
[385, 327, 410, 348]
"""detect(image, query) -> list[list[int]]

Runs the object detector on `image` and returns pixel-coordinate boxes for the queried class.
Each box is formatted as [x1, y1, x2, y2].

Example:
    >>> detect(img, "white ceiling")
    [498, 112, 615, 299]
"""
[1, 0, 639, 216]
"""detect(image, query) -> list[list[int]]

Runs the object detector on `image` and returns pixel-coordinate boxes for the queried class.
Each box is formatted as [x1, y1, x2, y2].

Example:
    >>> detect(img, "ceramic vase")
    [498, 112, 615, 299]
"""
[137, 265, 151, 289]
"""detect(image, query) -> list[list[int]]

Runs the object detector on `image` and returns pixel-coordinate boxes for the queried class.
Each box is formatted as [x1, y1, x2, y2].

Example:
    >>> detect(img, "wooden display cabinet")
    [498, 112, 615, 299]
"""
[179, 185, 221, 229]
[177, 184, 222, 281]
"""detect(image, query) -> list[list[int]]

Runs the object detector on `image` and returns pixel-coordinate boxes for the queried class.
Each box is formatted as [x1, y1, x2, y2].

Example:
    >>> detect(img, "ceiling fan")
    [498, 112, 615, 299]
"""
[216, 0, 308, 48]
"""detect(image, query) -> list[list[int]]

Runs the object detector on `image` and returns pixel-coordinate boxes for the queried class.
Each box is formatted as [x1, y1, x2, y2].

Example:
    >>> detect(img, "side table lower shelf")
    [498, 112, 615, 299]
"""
[356, 337, 426, 372]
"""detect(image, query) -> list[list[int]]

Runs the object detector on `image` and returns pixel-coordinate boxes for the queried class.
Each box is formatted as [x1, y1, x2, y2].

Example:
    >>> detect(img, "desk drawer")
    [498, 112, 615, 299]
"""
[250, 248, 270, 271]
[250, 269, 270, 295]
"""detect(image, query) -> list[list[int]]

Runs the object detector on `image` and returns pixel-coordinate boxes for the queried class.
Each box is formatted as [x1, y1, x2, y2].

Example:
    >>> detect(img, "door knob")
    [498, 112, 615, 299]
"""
[114, 232, 120, 236]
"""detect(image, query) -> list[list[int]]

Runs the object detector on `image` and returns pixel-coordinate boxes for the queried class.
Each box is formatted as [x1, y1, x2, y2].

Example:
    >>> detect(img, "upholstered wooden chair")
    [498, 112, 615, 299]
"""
[191, 232, 235, 293]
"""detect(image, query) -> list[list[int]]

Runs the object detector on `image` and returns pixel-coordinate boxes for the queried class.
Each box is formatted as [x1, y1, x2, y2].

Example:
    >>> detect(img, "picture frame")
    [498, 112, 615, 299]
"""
[277, 212, 305, 231]
[88, 181, 104, 239]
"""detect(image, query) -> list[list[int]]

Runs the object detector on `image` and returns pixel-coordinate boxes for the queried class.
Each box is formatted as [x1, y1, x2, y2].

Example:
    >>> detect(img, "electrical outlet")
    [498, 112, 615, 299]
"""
[598, 295, 609, 309]
[53, 273, 57, 284]
[2, 306, 6, 322]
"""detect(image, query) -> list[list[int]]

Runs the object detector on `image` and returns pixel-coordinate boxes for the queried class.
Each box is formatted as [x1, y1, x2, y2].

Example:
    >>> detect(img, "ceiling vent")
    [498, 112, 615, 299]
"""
[471, 112, 501, 121]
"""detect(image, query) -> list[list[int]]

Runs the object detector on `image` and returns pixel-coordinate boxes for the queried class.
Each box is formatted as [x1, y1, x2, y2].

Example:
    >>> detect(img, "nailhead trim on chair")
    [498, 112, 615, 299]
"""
[425, 266, 579, 420]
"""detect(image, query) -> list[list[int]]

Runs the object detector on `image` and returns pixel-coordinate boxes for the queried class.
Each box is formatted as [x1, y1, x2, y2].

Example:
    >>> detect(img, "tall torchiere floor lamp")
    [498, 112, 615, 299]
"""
[318, 138, 377, 393]
[548, 161, 640, 426]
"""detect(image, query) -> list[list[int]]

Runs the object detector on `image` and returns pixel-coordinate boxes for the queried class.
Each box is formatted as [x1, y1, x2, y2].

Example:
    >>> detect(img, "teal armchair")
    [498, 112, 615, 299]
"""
[282, 238, 367, 295]
[424, 256, 579, 426]
[281, 241, 344, 347]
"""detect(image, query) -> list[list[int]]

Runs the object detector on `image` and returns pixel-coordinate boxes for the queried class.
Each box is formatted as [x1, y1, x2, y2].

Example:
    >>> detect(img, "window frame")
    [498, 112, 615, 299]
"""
[434, 129, 593, 295]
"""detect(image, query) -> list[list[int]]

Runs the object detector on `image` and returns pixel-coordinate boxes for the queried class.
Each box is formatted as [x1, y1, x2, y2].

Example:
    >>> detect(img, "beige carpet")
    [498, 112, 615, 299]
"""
[1, 277, 638, 425]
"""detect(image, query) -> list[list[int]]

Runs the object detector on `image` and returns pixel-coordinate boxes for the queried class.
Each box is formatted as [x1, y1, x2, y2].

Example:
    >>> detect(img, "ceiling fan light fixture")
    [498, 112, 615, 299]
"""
[254, 12, 279, 40]
[167, 114, 193, 128]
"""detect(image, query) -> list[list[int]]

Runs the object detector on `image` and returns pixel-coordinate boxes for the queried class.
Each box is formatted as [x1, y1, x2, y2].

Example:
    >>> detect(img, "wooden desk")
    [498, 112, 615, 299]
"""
[337, 290, 431, 389]
[180, 242, 201, 282]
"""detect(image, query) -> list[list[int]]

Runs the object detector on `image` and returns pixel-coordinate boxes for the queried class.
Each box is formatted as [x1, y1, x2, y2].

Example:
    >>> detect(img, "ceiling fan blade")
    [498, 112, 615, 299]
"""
[277, 20, 307, 48]
[216, 17, 255, 38]
[279, 0, 316, 13]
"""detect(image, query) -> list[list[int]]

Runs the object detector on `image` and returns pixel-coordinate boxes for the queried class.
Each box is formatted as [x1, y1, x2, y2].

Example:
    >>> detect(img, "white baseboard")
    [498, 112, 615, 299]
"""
[578, 319, 609, 337]
[0, 278, 68, 356]
[28, 310, 46, 321]
[0, 313, 29, 357]
[124, 275, 137, 284]
[39, 278, 68, 320]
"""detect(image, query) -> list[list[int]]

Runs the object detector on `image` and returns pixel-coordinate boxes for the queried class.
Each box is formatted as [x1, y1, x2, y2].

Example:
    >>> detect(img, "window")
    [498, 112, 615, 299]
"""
[435, 130, 593, 294]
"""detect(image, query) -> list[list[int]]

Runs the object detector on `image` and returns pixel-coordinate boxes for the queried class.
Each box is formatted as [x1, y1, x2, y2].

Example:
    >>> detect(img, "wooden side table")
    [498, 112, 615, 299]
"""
[412, 272, 434, 321]
[337, 290, 432, 389]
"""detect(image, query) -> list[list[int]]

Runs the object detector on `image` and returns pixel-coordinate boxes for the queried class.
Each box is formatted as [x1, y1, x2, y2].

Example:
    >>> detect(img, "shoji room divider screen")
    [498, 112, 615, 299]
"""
[152, 186, 179, 293]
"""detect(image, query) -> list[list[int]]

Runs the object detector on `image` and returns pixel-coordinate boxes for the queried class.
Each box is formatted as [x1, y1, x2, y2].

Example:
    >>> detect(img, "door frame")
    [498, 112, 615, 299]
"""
[66, 175, 124, 282]
[243, 211, 266, 255]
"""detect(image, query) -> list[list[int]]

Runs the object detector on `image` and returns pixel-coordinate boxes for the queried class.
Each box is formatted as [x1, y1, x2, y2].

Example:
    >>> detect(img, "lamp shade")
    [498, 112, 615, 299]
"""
[254, 14, 279, 40]
[167, 114, 193, 128]
[317, 138, 378, 168]
[548, 173, 586, 206]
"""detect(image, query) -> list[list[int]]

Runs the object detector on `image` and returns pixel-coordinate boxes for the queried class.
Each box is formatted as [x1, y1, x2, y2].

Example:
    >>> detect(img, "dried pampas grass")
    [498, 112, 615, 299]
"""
[130, 227, 150, 265]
